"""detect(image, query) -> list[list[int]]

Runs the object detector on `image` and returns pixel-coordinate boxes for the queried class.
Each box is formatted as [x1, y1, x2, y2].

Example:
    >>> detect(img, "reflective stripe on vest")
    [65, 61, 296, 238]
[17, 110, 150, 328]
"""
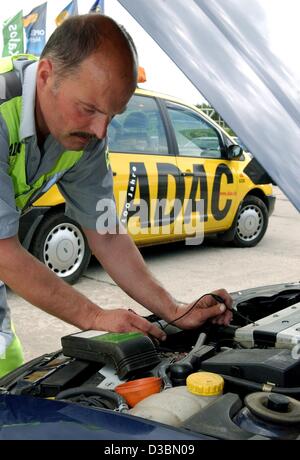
[0, 55, 85, 211]
[0, 334, 24, 379]
[0, 54, 38, 74]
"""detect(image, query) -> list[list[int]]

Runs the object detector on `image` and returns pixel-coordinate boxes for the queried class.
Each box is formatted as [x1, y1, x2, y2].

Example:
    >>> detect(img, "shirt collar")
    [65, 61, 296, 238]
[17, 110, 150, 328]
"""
[19, 61, 38, 141]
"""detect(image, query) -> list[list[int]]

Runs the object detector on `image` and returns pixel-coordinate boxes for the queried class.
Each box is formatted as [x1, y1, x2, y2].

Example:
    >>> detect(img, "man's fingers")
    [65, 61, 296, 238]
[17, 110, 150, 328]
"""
[212, 289, 233, 309]
[199, 303, 227, 322]
[211, 308, 232, 326]
[101, 309, 167, 341]
[224, 309, 233, 324]
[128, 312, 166, 341]
[123, 289, 233, 337]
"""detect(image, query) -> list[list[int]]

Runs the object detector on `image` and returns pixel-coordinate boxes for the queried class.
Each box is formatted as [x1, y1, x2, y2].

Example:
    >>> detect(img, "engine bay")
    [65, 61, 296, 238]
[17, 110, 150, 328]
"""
[1, 284, 300, 440]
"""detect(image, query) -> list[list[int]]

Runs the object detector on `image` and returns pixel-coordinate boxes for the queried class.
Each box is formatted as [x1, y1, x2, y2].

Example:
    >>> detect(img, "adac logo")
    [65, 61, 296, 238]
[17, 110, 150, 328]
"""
[23, 13, 39, 28]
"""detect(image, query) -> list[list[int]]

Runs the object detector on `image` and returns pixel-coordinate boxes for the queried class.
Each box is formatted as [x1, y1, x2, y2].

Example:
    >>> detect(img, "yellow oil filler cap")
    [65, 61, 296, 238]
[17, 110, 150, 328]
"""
[187, 372, 224, 396]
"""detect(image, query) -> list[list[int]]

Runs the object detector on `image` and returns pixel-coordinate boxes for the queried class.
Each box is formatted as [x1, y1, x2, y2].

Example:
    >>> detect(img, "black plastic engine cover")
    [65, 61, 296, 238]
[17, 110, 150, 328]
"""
[201, 349, 300, 387]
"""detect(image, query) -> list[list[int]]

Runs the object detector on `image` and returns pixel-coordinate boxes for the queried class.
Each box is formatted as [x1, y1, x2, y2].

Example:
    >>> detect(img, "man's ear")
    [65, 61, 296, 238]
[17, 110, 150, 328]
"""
[36, 59, 54, 89]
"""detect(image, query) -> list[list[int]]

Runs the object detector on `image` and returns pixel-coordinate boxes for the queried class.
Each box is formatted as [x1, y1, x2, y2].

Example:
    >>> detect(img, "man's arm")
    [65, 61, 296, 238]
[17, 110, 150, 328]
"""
[58, 141, 232, 329]
[0, 236, 167, 339]
[84, 229, 233, 328]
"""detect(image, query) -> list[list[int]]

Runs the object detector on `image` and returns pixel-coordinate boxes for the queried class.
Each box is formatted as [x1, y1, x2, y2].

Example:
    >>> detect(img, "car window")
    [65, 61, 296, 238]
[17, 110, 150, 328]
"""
[108, 95, 169, 155]
[167, 105, 222, 158]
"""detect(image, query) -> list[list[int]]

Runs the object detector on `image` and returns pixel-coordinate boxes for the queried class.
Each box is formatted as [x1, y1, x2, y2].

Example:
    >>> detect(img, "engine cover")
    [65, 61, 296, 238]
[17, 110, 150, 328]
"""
[235, 303, 300, 349]
[201, 348, 300, 387]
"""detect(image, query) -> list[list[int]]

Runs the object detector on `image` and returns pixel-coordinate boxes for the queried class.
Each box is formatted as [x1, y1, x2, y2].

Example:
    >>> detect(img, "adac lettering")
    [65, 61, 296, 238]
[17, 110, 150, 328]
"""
[155, 163, 184, 226]
[211, 164, 234, 221]
[185, 164, 208, 223]
[121, 161, 233, 228]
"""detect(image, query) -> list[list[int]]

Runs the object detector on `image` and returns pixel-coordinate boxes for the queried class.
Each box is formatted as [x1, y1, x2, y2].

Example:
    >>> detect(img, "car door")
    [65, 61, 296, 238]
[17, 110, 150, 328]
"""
[108, 93, 183, 245]
[164, 102, 239, 237]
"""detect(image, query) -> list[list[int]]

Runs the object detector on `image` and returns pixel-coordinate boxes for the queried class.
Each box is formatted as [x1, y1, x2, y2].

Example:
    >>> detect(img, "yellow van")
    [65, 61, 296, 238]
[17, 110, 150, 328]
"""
[19, 89, 275, 283]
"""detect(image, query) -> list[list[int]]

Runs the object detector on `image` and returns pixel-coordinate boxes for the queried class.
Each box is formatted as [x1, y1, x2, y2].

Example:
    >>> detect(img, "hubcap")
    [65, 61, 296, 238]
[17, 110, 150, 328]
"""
[237, 204, 264, 242]
[43, 223, 85, 278]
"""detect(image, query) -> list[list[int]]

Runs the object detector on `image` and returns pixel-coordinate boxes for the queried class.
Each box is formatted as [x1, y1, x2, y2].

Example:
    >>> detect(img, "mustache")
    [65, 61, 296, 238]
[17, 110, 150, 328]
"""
[70, 132, 97, 141]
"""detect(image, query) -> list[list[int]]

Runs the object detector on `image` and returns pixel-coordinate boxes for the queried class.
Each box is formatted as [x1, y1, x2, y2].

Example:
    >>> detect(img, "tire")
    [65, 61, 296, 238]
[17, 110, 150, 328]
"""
[232, 195, 269, 248]
[31, 211, 91, 284]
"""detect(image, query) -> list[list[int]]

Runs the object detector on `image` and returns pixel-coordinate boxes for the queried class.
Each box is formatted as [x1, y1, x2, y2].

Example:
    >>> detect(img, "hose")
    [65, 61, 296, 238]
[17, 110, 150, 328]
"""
[157, 362, 172, 389]
[56, 386, 129, 412]
[221, 374, 300, 398]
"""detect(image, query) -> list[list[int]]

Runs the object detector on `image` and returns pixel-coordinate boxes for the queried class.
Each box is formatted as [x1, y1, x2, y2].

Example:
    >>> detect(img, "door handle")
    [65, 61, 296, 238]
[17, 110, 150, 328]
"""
[113, 172, 117, 177]
[181, 171, 194, 177]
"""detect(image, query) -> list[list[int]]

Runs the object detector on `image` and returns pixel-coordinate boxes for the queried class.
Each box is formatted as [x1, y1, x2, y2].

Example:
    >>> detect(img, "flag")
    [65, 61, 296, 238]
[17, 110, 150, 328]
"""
[89, 0, 104, 14]
[56, 0, 79, 27]
[23, 2, 47, 56]
[2, 11, 24, 57]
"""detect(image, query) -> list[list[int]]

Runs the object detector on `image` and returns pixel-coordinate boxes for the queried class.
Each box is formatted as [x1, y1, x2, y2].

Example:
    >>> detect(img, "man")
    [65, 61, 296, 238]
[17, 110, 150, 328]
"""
[0, 14, 232, 377]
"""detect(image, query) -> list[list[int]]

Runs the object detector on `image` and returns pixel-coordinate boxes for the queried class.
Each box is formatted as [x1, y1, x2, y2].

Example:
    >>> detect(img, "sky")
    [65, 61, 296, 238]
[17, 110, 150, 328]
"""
[0, 0, 206, 105]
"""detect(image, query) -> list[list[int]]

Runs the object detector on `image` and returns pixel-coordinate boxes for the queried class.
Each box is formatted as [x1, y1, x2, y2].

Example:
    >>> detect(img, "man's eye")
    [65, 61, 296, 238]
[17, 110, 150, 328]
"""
[83, 107, 96, 115]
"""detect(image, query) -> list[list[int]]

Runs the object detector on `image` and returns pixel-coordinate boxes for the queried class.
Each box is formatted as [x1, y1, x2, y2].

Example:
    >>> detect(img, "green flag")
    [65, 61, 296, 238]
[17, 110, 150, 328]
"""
[2, 11, 24, 57]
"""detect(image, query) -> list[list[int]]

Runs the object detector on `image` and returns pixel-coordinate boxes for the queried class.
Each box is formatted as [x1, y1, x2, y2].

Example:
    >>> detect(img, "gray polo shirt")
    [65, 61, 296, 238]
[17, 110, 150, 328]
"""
[0, 60, 117, 239]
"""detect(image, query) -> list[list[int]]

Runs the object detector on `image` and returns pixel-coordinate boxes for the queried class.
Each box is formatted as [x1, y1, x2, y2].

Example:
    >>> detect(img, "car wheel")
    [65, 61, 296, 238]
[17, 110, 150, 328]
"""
[232, 195, 269, 247]
[31, 212, 91, 284]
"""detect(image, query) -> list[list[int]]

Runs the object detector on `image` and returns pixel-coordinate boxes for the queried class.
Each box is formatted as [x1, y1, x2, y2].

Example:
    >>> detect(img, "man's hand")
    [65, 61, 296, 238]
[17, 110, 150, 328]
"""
[92, 308, 167, 341]
[169, 289, 233, 329]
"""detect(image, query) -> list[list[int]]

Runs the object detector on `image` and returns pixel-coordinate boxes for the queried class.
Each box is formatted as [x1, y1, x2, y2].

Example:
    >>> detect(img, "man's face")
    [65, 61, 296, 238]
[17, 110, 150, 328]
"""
[37, 51, 136, 150]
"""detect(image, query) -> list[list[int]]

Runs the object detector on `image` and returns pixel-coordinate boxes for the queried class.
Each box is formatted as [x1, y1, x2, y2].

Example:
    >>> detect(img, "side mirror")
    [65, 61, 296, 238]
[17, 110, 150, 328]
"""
[227, 144, 243, 160]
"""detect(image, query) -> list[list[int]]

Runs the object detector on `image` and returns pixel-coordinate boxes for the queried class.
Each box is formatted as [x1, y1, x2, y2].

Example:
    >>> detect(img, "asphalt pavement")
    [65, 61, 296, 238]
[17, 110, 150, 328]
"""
[9, 187, 300, 361]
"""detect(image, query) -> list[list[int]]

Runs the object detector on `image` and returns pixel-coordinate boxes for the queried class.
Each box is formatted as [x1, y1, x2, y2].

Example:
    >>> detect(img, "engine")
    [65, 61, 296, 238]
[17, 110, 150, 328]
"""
[1, 287, 300, 440]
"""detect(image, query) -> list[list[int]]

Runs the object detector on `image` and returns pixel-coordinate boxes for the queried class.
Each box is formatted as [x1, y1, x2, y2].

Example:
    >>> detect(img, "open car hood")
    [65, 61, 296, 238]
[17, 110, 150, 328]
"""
[119, 0, 300, 211]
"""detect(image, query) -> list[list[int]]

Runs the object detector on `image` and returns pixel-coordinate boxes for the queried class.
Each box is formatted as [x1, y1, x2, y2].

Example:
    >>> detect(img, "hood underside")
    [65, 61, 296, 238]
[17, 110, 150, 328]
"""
[119, 0, 300, 211]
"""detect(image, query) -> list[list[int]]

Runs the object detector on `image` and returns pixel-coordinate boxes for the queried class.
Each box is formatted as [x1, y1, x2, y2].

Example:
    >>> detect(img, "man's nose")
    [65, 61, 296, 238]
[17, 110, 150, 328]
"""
[90, 114, 110, 139]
